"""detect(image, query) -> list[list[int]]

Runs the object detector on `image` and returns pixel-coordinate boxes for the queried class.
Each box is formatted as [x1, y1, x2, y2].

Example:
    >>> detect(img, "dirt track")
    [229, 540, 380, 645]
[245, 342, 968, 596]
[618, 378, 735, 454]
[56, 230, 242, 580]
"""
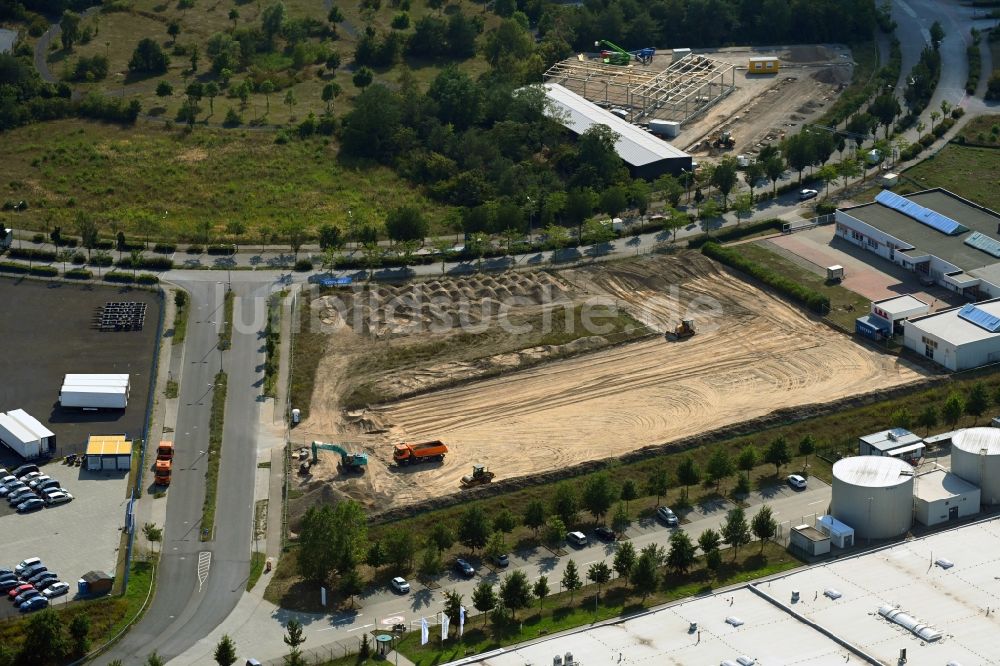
[361, 254, 927, 508]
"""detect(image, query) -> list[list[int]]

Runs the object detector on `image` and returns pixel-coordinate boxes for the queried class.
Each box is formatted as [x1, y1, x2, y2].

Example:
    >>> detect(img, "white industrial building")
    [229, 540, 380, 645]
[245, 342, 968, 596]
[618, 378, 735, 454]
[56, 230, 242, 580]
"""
[855, 294, 930, 341]
[830, 456, 914, 540]
[789, 524, 830, 556]
[902, 298, 1000, 370]
[0, 409, 54, 459]
[949, 427, 1000, 504]
[837, 188, 1000, 300]
[541, 83, 693, 179]
[60, 373, 130, 409]
[913, 468, 980, 526]
[465, 516, 1000, 666]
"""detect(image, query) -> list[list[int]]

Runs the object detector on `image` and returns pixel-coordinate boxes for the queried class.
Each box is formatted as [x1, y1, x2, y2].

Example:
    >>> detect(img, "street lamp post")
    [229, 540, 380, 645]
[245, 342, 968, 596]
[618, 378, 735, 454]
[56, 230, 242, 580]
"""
[227, 243, 236, 291]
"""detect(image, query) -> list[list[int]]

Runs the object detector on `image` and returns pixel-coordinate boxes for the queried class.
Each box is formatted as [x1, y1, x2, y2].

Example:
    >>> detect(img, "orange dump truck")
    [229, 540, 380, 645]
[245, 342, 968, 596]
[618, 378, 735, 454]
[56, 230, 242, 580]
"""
[154, 440, 174, 486]
[393, 440, 448, 466]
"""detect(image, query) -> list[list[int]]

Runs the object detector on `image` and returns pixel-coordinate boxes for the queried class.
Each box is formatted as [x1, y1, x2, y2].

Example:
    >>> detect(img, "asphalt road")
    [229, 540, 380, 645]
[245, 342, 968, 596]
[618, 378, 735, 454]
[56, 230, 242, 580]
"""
[104, 279, 271, 663]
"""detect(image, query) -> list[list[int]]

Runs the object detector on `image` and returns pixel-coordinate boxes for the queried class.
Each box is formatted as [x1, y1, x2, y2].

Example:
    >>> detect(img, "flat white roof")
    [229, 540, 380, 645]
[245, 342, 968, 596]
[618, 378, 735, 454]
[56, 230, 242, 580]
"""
[64, 373, 129, 381]
[465, 516, 1000, 666]
[872, 294, 930, 317]
[817, 514, 855, 536]
[906, 297, 1000, 346]
[0, 409, 54, 443]
[61, 385, 127, 395]
[914, 469, 979, 502]
[541, 83, 690, 166]
[859, 428, 922, 451]
[951, 426, 1000, 455]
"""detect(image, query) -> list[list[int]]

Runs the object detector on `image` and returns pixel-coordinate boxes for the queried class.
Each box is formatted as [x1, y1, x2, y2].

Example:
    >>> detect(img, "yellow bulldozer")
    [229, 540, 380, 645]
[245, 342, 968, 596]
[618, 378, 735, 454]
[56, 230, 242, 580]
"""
[712, 131, 736, 149]
[666, 319, 696, 341]
[461, 464, 495, 488]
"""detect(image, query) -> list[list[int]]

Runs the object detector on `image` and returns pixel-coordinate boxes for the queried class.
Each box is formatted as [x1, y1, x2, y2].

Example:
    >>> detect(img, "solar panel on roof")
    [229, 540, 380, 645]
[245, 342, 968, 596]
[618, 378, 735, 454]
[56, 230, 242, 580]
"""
[964, 231, 1000, 258]
[957, 304, 1000, 333]
[875, 190, 968, 235]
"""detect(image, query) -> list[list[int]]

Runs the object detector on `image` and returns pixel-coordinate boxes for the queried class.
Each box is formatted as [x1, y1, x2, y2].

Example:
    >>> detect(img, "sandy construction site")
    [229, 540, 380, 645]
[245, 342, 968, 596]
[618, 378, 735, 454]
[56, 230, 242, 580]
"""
[293, 253, 928, 514]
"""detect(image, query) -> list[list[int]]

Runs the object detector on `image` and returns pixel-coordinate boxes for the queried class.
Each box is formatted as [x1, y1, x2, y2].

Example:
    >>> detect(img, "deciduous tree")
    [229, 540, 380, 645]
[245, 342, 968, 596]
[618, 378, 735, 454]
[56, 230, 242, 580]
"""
[667, 529, 696, 574]
[561, 559, 582, 602]
[676, 456, 700, 501]
[721, 507, 751, 559]
[613, 540, 636, 585]
[751, 505, 777, 552]
[646, 466, 670, 506]
[499, 570, 533, 620]
[582, 473, 615, 522]
[764, 437, 791, 476]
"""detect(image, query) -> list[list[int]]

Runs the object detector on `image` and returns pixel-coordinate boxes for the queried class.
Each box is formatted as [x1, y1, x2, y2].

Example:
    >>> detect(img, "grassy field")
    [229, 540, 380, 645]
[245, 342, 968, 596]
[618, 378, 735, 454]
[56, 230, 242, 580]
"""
[0, 119, 450, 240]
[729, 242, 870, 330]
[903, 143, 1000, 211]
[955, 113, 1000, 145]
[247, 551, 267, 592]
[0, 561, 155, 658]
[289, 295, 325, 421]
[50, 0, 493, 126]
[201, 370, 228, 540]
[396, 543, 798, 666]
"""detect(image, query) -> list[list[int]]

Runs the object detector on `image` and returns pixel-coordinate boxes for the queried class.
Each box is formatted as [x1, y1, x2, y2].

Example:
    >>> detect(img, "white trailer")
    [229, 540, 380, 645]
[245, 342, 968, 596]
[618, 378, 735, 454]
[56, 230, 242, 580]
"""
[0, 409, 54, 459]
[60, 373, 130, 409]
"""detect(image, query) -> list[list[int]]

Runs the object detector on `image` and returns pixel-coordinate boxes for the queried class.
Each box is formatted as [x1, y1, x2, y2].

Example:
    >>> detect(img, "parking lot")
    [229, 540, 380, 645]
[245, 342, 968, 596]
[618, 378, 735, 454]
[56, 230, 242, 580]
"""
[0, 279, 160, 463]
[761, 226, 964, 309]
[0, 460, 128, 619]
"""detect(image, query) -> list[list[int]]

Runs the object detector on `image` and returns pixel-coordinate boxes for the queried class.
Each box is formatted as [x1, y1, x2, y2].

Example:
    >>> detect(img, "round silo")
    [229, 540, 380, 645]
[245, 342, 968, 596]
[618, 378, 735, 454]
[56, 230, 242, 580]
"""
[950, 427, 1000, 504]
[831, 457, 914, 539]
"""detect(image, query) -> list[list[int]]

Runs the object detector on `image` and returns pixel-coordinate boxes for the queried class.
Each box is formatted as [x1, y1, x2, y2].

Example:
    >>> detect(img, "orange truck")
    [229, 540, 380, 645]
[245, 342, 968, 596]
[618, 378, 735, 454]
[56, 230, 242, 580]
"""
[393, 440, 448, 466]
[154, 440, 174, 486]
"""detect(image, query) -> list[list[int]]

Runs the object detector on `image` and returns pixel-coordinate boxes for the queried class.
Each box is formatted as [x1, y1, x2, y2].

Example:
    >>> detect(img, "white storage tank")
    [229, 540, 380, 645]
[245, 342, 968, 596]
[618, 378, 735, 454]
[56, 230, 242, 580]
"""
[950, 427, 1000, 504]
[831, 457, 914, 539]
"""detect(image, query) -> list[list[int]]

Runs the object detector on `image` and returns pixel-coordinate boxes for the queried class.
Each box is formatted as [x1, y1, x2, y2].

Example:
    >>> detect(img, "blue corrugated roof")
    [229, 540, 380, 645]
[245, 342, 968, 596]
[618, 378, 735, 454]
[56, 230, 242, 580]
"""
[958, 303, 1000, 332]
[876, 190, 968, 235]
[964, 231, 1000, 258]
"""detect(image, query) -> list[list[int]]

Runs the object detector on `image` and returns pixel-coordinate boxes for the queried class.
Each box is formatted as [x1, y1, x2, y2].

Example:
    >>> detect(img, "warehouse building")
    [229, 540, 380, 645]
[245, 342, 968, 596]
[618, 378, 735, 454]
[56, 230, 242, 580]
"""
[541, 83, 693, 178]
[902, 298, 1000, 371]
[855, 294, 930, 341]
[85, 434, 132, 471]
[836, 188, 1000, 300]
[789, 524, 830, 557]
[913, 469, 980, 526]
[0, 409, 54, 459]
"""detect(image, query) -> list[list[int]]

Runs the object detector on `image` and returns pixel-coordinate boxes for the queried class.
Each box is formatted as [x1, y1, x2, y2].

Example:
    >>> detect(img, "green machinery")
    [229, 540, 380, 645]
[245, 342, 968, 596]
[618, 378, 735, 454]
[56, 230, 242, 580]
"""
[312, 441, 368, 473]
[595, 40, 631, 65]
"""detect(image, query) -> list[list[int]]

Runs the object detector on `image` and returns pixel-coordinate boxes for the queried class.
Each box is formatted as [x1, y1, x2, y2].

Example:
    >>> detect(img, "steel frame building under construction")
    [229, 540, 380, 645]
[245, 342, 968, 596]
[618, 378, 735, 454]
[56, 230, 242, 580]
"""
[543, 52, 736, 125]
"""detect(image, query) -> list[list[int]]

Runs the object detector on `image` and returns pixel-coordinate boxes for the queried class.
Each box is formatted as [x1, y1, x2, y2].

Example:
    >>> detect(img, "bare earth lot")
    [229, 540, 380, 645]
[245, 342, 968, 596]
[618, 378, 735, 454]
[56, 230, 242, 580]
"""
[295, 253, 927, 513]
[0, 279, 160, 463]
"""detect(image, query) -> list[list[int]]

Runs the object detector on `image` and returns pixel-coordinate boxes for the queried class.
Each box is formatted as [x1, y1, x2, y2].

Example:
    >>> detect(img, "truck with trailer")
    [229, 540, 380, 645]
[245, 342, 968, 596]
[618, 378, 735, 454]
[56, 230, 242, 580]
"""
[393, 441, 448, 466]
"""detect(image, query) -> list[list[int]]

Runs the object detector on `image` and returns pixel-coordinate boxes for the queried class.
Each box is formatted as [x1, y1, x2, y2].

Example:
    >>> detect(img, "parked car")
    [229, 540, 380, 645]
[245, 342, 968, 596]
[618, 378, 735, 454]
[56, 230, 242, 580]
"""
[17, 498, 45, 513]
[17, 471, 41, 484]
[0, 568, 14, 578]
[656, 506, 679, 526]
[15, 558, 41, 575]
[567, 531, 589, 547]
[35, 479, 61, 493]
[20, 596, 48, 612]
[0, 574, 17, 587]
[42, 582, 69, 598]
[27, 476, 51, 490]
[390, 577, 410, 594]
[20, 564, 46, 580]
[0, 475, 17, 487]
[27, 570, 56, 587]
[787, 474, 807, 490]
[14, 589, 41, 606]
[8, 488, 35, 505]
[492, 553, 509, 568]
[44, 491, 73, 506]
[11, 464, 39, 478]
[594, 526, 616, 542]
[0, 482, 27, 497]
[798, 189, 819, 201]
[33, 576, 60, 591]
[0, 468, 9, 478]
[8, 584, 34, 600]
[454, 558, 475, 577]
[0, 579, 21, 593]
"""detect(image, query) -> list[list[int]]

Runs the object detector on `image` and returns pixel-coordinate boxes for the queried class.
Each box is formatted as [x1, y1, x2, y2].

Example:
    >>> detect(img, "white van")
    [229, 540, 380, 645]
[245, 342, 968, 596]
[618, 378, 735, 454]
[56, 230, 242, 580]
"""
[15, 557, 42, 575]
[566, 531, 588, 547]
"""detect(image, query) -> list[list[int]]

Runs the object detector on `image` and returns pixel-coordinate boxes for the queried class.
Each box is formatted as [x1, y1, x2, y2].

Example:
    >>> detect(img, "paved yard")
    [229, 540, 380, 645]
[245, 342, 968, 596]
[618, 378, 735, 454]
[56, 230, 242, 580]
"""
[763, 225, 964, 310]
[0, 461, 128, 619]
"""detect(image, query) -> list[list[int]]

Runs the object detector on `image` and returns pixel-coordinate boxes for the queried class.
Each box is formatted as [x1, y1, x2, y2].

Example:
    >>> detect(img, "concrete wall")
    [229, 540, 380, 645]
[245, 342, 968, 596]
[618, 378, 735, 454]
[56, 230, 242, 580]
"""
[903, 321, 958, 371]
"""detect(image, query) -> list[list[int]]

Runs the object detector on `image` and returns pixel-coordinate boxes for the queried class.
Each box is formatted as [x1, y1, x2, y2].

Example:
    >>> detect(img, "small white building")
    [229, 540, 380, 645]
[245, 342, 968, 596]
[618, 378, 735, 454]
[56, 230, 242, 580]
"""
[85, 434, 132, 471]
[858, 427, 924, 461]
[903, 299, 1000, 371]
[0, 409, 54, 459]
[913, 469, 980, 526]
[790, 524, 831, 556]
[816, 515, 855, 548]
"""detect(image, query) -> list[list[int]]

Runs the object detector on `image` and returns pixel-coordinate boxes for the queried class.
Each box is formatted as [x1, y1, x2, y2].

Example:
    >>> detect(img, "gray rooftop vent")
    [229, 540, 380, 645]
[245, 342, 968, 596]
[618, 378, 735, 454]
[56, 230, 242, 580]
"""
[725, 616, 744, 627]
[824, 588, 843, 599]
[935, 558, 954, 569]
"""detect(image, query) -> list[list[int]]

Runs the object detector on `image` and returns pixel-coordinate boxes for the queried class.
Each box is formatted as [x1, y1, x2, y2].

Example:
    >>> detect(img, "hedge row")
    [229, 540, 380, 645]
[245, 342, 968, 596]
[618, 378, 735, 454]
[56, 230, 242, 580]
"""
[153, 243, 177, 254]
[207, 245, 236, 256]
[0, 262, 58, 277]
[115, 256, 174, 270]
[88, 255, 113, 267]
[701, 242, 830, 313]
[103, 272, 159, 284]
[7, 247, 56, 261]
[687, 218, 783, 249]
[967, 30, 983, 94]
[64, 269, 93, 280]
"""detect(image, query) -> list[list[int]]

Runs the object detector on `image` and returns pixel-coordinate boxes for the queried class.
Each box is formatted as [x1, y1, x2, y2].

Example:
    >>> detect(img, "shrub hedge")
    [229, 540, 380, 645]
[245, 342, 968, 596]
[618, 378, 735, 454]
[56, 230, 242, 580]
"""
[88, 255, 113, 267]
[207, 245, 236, 255]
[293, 258, 314, 271]
[7, 247, 56, 261]
[103, 272, 134, 283]
[701, 242, 830, 313]
[115, 256, 174, 270]
[64, 268, 93, 280]
[686, 218, 784, 249]
[153, 242, 177, 254]
[137, 273, 159, 284]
